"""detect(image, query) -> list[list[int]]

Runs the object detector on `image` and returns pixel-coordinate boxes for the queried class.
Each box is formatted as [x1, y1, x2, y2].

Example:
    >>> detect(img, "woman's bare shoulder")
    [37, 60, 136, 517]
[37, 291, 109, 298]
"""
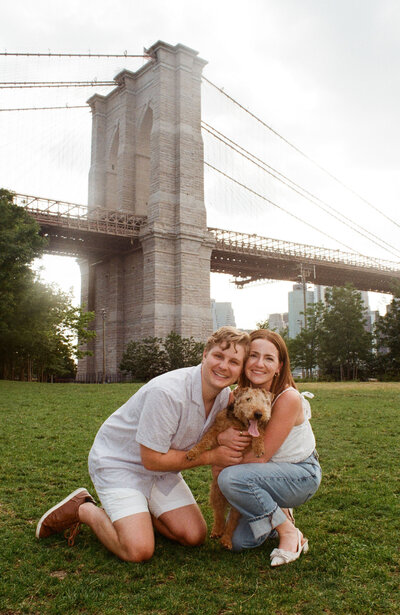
[274, 387, 302, 407]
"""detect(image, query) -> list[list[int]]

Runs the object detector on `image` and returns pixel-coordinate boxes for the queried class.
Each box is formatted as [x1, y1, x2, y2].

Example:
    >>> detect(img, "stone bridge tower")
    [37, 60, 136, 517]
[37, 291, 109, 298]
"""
[78, 41, 214, 379]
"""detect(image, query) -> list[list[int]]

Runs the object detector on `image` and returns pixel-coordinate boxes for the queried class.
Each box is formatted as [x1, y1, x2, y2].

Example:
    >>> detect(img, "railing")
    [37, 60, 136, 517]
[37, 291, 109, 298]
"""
[14, 193, 147, 237]
[13, 193, 400, 273]
[209, 228, 400, 273]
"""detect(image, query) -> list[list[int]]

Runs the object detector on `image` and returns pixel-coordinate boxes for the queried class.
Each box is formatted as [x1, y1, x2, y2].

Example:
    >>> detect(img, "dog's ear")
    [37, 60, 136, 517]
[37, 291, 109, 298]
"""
[262, 390, 274, 403]
[232, 386, 243, 399]
[226, 402, 236, 418]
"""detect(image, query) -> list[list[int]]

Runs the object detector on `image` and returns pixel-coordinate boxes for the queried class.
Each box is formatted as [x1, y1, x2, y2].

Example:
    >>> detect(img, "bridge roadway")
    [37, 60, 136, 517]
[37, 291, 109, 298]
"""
[17, 194, 400, 294]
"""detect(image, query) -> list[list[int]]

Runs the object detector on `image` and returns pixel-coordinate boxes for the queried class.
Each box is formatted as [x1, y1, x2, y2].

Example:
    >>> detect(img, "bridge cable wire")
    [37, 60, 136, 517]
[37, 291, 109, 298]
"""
[0, 81, 115, 88]
[204, 160, 384, 264]
[0, 52, 150, 58]
[0, 105, 88, 112]
[202, 122, 400, 260]
[203, 76, 400, 231]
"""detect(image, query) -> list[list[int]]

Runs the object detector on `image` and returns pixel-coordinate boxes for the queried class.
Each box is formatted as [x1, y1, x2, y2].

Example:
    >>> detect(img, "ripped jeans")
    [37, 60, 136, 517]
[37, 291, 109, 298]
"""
[217, 451, 321, 552]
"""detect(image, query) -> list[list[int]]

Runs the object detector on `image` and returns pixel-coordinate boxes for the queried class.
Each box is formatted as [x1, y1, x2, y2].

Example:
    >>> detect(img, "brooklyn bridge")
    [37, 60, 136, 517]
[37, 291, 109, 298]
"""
[6, 41, 400, 378]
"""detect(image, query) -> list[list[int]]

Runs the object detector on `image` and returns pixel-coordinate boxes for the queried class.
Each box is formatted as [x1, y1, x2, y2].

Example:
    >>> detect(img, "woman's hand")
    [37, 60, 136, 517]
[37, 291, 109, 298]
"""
[208, 445, 243, 467]
[217, 426, 252, 451]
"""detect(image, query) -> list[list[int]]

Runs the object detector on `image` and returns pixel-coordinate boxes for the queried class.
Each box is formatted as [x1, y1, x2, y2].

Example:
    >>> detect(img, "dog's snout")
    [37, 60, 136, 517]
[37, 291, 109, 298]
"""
[254, 411, 262, 419]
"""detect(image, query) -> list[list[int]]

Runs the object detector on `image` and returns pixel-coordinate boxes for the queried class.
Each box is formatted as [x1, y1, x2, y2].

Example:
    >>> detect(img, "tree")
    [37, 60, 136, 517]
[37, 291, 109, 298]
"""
[163, 331, 204, 371]
[374, 286, 400, 379]
[1, 277, 95, 381]
[120, 337, 168, 381]
[120, 332, 205, 381]
[318, 285, 372, 380]
[0, 189, 95, 380]
[288, 302, 325, 378]
[0, 189, 47, 285]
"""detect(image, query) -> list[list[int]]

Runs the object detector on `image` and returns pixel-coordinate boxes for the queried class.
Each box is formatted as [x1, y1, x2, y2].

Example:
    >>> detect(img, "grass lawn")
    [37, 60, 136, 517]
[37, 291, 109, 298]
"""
[1, 380, 399, 615]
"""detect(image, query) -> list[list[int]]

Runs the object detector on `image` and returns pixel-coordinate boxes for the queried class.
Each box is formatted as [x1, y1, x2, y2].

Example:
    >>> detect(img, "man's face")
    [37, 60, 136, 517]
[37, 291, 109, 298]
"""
[201, 343, 245, 393]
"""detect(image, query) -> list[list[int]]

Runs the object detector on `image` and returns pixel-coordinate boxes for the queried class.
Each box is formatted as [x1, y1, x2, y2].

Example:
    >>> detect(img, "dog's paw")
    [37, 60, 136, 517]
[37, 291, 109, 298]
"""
[210, 525, 224, 539]
[219, 535, 233, 550]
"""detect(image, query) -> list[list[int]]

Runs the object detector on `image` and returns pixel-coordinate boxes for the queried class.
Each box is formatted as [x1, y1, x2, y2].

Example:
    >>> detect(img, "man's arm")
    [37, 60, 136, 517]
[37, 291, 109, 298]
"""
[140, 444, 243, 472]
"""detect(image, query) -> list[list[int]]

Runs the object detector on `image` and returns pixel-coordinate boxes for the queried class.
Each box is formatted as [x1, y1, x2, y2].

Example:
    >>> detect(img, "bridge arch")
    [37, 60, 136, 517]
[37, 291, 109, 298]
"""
[135, 105, 153, 217]
[106, 124, 120, 209]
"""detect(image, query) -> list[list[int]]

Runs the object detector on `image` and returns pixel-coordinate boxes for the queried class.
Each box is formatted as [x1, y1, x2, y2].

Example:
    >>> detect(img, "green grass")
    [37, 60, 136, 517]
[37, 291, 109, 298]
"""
[1, 381, 399, 615]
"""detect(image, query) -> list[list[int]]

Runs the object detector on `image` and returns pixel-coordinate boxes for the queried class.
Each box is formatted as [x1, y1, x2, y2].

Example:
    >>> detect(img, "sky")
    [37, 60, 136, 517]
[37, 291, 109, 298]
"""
[1, 0, 399, 328]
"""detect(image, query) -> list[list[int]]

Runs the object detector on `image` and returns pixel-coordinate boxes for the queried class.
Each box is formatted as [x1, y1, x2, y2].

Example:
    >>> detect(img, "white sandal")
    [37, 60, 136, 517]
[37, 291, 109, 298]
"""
[270, 529, 309, 567]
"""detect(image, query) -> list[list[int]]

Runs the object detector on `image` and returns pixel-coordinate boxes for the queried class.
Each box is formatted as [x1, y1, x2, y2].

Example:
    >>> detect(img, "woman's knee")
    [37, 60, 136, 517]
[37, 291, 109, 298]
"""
[218, 466, 242, 496]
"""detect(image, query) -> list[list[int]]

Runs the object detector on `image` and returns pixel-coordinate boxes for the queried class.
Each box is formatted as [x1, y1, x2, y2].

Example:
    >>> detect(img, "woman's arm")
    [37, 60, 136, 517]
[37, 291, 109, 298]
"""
[242, 389, 303, 463]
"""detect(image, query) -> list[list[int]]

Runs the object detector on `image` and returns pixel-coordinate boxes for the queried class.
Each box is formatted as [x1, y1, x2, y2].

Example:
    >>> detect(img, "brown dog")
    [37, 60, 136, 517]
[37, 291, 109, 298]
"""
[186, 386, 273, 549]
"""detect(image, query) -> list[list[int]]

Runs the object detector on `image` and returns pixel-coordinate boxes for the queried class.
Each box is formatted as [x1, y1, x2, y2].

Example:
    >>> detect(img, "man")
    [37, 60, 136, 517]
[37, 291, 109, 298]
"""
[36, 326, 249, 562]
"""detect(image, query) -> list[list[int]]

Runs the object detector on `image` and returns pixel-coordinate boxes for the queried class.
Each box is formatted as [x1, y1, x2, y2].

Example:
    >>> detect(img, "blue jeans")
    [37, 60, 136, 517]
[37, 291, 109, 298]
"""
[217, 451, 322, 552]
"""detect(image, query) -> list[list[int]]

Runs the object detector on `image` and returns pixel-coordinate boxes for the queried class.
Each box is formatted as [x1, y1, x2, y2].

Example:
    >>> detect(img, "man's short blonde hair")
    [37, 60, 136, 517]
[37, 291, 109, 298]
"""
[204, 326, 250, 356]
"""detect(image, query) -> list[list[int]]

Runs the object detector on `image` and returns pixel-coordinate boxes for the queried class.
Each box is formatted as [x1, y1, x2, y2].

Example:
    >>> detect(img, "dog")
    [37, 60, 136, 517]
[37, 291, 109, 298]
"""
[186, 386, 273, 549]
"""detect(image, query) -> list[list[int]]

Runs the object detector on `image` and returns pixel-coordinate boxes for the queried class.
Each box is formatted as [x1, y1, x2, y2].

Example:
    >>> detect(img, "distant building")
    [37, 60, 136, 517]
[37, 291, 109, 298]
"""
[211, 299, 236, 329]
[314, 285, 326, 303]
[288, 283, 315, 338]
[269, 313, 288, 332]
[368, 310, 380, 332]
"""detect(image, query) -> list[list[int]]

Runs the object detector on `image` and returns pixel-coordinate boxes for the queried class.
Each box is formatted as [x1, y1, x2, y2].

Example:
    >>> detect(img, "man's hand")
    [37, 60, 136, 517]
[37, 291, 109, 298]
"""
[217, 426, 252, 451]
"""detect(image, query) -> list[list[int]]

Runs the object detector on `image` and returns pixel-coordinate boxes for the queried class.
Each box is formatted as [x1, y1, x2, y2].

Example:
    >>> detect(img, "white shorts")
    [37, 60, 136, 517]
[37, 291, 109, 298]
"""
[95, 476, 197, 523]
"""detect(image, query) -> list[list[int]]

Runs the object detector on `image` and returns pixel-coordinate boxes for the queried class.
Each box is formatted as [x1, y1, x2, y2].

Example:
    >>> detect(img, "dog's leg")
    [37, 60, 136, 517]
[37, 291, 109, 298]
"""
[186, 428, 219, 460]
[209, 479, 229, 538]
[251, 434, 265, 457]
[219, 507, 241, 550]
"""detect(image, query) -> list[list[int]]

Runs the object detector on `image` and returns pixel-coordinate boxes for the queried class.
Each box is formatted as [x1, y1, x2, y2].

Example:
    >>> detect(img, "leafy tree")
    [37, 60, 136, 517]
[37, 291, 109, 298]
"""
[0, 189, 47, 285]
[0, 189, 95, 380]
[120, 337, 168, 381]
[1, 278, 95, 381]
[120, 332, 205, 381]
[164, 331, 204, 371]
[374, 286, 400, 379]
[318, 285, 372, 380]
[289, 302, 325, 378]
[256, 319, 270, 330]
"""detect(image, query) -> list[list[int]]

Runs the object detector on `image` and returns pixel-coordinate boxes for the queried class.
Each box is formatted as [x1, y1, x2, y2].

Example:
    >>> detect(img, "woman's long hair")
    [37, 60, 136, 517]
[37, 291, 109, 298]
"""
[238, 329, 297, 396]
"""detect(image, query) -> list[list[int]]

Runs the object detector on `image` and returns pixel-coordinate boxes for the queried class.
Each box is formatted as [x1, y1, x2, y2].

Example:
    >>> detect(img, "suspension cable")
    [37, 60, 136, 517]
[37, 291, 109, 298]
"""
[202, 122, 400, 260]
[0, 52, 150, 58]
[0, 105, 88, 112]
[204, 160, 384, 262]
[203, 76, 400, 230]
[0, 81, 114, 89]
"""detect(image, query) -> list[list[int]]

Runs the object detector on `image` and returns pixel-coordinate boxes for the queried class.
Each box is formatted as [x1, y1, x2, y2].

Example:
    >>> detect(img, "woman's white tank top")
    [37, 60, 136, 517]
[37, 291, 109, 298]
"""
[269, 387, 316, 464]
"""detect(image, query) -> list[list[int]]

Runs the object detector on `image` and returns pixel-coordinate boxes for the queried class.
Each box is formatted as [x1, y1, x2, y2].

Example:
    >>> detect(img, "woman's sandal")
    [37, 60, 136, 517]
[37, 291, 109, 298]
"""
[270, 529, 309, 567]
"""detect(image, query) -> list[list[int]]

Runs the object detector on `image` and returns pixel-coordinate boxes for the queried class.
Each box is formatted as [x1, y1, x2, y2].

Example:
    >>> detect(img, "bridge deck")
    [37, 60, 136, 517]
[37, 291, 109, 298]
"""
[15, 193, 400, 293]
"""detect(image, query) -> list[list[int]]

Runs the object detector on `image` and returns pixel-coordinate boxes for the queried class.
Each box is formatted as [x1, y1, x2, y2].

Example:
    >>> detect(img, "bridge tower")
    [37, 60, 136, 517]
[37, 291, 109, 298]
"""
[78, 41, 214, 379]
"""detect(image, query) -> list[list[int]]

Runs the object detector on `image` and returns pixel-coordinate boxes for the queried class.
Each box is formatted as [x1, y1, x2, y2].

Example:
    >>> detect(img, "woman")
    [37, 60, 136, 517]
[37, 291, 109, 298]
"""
[217, 329, 321, 566]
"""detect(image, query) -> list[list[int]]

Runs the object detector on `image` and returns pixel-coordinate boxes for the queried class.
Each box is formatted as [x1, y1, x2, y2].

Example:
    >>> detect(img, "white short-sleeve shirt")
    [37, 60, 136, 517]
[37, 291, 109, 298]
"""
[88, 364, 230, 497]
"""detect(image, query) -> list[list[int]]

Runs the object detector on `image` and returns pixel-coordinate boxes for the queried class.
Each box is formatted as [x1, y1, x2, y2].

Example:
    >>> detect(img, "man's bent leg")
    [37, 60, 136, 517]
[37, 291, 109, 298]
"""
[150, 476, 207, 546]
[79, 504, 154, 563]
[153, 503, 207, 546]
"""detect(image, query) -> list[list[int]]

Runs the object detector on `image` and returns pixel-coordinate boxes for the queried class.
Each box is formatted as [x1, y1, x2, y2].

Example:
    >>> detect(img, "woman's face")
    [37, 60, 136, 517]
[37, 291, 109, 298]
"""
[245, 338, 283, 390]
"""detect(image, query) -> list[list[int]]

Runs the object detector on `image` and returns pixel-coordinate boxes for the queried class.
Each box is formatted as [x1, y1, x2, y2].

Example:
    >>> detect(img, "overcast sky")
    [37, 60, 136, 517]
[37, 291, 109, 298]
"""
[1, 0, 399, 327]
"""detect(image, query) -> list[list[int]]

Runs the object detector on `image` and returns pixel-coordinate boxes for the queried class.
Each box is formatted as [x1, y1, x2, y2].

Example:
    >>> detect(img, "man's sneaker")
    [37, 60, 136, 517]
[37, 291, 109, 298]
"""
[36, 488, 96, 544]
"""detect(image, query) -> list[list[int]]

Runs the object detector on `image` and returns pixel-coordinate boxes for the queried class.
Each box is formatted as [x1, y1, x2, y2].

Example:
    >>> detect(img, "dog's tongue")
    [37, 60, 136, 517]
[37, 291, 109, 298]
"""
[248, 420, 260, 437]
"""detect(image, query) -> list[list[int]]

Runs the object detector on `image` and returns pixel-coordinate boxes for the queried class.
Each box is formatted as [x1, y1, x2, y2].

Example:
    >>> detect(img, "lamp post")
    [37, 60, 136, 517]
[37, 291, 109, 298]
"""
[101, 308, 106, 384]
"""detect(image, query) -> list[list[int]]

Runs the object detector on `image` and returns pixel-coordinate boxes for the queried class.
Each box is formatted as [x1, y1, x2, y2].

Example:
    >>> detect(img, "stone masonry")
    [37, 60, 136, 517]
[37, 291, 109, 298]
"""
[77, 41, 214, 379]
